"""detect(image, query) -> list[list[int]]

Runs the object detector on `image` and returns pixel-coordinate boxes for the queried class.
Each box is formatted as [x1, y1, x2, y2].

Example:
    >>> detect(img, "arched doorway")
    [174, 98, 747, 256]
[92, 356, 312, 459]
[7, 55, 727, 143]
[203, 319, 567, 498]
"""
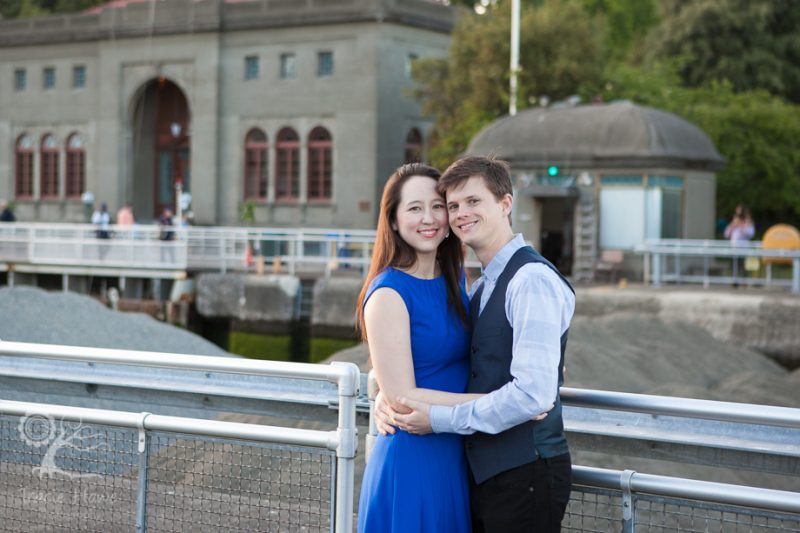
[130, 77, 191, 219]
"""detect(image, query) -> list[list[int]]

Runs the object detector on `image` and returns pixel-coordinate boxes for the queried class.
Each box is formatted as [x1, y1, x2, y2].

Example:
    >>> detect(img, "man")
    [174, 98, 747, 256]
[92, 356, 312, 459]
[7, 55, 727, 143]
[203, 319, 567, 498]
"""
[0, 200, 15, 222]
[379, 156, 575, 532]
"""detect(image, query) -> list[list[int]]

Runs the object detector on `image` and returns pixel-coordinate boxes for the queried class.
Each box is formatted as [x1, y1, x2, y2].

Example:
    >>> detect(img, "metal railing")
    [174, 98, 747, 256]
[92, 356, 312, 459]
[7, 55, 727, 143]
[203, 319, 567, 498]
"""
[0, 222, 377, 278]
[636, 239, 800, 293]
[0, 341, 360, 533]
[365, 373, 800, 531]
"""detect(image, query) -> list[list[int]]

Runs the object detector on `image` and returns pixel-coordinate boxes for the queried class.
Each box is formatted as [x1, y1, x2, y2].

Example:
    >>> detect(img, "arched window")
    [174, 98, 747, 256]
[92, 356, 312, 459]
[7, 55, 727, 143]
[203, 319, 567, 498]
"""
[244, 128, 268, 200]
[404, 128, 423, 164]
[65, 133, 85, 198]
[40, 133, 59, 198]
[275, 127, 299, 201]
[15, 134, 34, 199]
[307, 126, 332, 201]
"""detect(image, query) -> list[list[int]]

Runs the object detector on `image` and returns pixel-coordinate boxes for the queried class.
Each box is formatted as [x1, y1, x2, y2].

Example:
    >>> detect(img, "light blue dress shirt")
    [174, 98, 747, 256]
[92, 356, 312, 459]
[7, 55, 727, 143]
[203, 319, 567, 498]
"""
[429, 234, 575, 435]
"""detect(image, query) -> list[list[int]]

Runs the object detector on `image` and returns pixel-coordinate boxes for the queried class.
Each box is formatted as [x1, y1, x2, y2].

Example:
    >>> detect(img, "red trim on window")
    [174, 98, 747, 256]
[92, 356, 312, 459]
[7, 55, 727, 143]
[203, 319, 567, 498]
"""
[276, 127, 300, 201]
[244, 129, 268, 200]
[65, 134, 85, 199]
[307, 126, 332, 201]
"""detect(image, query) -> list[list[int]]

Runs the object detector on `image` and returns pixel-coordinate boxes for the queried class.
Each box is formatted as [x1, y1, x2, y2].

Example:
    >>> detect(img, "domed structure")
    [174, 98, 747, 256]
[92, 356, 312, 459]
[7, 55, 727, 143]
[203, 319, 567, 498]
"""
[464, 102, 725, 282]
[467, 102, 725, 171]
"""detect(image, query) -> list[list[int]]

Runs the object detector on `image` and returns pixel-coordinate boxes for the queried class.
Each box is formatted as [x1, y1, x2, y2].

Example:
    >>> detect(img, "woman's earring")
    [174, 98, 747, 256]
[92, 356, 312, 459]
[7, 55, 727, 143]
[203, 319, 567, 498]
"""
[445, 231, 450, 238]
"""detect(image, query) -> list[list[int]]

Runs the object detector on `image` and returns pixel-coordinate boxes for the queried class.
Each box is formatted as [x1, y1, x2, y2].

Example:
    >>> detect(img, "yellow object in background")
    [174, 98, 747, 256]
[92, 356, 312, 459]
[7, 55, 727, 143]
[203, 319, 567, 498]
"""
[762, 224, 800, 266]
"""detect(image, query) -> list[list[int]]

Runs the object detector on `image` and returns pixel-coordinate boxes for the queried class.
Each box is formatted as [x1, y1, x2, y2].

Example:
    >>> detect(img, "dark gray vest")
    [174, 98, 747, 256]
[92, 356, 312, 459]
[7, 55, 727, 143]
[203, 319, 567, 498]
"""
[465, 246, 573, 484]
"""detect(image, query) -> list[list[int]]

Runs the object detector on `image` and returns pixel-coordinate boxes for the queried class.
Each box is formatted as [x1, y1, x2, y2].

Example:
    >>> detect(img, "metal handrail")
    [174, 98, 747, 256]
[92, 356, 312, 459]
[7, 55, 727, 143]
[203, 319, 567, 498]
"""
[561, 387, 800, 429]
[574, 465, 800, 514]
[0, 340, 360, 533]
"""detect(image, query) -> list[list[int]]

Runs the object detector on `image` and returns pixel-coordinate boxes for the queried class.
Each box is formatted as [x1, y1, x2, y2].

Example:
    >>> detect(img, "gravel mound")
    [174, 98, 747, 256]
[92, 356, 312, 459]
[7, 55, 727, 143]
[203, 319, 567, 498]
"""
[0, 286, 231, 356]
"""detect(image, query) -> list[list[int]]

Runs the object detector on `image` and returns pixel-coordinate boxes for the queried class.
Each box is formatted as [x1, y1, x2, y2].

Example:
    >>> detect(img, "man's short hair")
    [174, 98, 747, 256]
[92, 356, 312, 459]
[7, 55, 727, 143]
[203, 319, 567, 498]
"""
[438, 155, 513, 200]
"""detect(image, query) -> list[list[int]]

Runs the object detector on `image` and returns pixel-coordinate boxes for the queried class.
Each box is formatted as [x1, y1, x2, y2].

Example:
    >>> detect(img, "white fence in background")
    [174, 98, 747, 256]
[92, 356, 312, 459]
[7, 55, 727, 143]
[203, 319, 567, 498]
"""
[636, 239, 800, 293]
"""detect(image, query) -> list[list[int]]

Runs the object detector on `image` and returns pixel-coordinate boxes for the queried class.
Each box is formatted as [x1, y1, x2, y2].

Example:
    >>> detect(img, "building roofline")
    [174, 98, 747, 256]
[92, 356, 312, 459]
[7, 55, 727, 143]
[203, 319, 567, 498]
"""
[0, 0, 454, 48]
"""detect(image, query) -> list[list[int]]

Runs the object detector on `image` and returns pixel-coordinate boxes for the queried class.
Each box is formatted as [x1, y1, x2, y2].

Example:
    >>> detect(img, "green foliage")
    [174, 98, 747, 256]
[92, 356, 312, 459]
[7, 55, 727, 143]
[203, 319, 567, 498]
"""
[603, 61, 800, 228]
[228, 331, 292, 362]
[239, 200, 256, 224]
[579, 0, 659, 60]
[0, 0, 105, 18]
[413, 0, 606, 169]
[645, 0, 800, 103]
[309, 337, 359, 364]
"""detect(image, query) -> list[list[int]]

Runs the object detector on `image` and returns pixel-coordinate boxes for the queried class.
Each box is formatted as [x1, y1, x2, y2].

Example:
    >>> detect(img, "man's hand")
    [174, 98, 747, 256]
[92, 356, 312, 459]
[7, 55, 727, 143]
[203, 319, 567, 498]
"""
[532, 403, 553, 421]
[373, 391, 397, 436]
[393, 397, 433, 435]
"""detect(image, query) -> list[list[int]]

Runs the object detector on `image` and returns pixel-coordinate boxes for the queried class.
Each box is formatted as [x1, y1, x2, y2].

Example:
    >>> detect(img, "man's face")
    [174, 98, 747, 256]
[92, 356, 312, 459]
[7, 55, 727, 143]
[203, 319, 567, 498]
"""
[445, 176, 512, 251]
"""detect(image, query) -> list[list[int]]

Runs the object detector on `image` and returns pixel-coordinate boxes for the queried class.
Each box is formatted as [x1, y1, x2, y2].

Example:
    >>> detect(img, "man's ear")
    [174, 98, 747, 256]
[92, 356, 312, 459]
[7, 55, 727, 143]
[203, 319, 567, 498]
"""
[500, 193, 513, 216]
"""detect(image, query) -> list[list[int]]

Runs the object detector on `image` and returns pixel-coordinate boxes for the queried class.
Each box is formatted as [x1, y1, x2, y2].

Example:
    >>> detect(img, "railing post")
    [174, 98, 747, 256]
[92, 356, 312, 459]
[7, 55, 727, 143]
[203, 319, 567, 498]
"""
[366, 370, 378, 464]
[621, 469, 636, 533]
[331, 362, 359, 533]
[793, 258, 800, 294]
[652, 252, 662, 287]
[136, 413, 151, 533]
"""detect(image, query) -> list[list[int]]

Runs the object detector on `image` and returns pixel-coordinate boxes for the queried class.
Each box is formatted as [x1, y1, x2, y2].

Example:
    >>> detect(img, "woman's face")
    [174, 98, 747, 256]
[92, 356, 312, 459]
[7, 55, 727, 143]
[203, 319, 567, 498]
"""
[393, 175, 448, 257]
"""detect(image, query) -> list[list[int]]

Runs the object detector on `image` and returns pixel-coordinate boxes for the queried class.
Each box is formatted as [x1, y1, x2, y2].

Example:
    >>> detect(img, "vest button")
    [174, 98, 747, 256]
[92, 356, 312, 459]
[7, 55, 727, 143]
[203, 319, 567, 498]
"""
[471, 346, 478, 353]
[471, 371, 478, 378]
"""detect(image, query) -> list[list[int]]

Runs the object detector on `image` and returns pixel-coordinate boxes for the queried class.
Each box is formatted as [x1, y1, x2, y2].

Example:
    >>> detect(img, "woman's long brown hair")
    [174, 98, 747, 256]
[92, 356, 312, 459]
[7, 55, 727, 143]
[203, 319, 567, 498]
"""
[355, 163, 467, 341]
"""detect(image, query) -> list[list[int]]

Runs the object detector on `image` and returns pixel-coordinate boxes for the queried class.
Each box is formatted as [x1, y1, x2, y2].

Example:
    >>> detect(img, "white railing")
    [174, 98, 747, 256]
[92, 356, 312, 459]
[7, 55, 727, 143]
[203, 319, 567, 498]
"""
[635, 239, 800, 293]
[0, 341, 360, 533]
[366, 372, 800, 530]
[0, 222, 376, 277]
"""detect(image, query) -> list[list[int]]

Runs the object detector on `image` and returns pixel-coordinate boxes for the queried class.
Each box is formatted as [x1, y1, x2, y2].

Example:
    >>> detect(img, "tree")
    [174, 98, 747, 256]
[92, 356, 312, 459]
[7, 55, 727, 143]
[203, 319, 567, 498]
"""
[579, 0, 659, 60]
[413, 0, 606, 169]
[645, 0, 800, 103]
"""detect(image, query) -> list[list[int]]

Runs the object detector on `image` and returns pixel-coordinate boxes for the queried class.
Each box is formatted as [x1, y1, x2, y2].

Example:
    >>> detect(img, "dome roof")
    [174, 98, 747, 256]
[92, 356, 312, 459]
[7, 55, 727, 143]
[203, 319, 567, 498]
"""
[466, 102, 725, 171]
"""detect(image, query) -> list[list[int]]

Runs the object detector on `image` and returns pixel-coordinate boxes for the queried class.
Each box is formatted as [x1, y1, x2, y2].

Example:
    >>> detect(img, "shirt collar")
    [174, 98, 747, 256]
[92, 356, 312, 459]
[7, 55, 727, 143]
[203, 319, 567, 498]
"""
[481, 234, 526, 283]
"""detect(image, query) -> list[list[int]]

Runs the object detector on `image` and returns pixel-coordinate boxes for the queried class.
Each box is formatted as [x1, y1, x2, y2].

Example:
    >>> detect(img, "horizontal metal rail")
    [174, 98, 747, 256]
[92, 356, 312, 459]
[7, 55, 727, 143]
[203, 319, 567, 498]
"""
[635, 238, 800, 293]
[0, 399, 337, 450]
[561, 387, 800, 429]
[574, 465, 800, 514]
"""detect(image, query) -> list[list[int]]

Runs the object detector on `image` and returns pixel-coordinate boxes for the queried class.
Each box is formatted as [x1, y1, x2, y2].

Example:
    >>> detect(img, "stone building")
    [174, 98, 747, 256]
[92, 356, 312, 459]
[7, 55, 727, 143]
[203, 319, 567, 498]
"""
[465, 102, 726, 281]
[0, 0, 452, 226]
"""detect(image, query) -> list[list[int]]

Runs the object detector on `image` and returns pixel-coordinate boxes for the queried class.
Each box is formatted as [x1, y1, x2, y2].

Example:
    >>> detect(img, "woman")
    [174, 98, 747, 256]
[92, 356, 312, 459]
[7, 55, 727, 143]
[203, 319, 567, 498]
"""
[356, 163, 478, 532]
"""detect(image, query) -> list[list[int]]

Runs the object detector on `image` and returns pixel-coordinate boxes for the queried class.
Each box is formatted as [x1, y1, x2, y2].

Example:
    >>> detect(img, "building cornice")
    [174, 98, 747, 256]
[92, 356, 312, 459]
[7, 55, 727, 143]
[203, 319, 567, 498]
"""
[0, 0, 454, 48]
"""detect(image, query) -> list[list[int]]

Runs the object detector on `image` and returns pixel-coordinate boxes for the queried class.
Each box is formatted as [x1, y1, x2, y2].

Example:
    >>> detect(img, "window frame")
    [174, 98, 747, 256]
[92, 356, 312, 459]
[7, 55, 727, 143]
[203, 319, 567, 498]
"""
[65, 133, 85, 199]
[43, 67, 56, 90]
[307, 126, 333, 202]
[317, 51, 333, 78]
[275, 127, 300, 202]
[40, 133, 60, 199]
[14, 68, 26, 91]
[72, 65, 86, 89]
[244, 55, 260, 80]
[15, 134, 34, 199]
[280, 53, 296, 80]
[244, 128, 269, 201]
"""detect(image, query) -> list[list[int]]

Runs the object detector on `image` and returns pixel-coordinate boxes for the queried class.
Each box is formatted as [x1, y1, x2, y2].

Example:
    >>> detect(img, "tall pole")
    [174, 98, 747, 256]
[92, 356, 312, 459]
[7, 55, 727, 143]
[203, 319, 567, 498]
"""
[509, 0, 520, 116]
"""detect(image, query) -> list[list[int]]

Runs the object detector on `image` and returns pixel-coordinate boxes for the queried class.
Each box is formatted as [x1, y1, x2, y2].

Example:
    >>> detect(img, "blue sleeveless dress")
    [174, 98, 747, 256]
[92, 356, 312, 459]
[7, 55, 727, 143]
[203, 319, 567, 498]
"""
[358, 267, 471, 533]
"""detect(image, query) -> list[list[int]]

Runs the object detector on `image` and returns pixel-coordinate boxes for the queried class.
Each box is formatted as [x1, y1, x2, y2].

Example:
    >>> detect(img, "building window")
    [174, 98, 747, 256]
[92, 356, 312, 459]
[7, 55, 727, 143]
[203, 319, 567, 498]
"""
[72, 65, 86, 88]
[66, 133, 85, 198]
[14, 69, 26, 91]
[244, 55, 259, 80]
[244, 128, 268, 200]
[43, 67, 56, 90]
[15, 134, 34, 198]
[317, 51, 333, 77]
[307, 127, 332, 201]
[280, 53, 296, 80]
[405, 53, 418, 79]
[275, 127, 299, 201]
[40, 134, 60, 198]
[404, 128, 423, 163]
